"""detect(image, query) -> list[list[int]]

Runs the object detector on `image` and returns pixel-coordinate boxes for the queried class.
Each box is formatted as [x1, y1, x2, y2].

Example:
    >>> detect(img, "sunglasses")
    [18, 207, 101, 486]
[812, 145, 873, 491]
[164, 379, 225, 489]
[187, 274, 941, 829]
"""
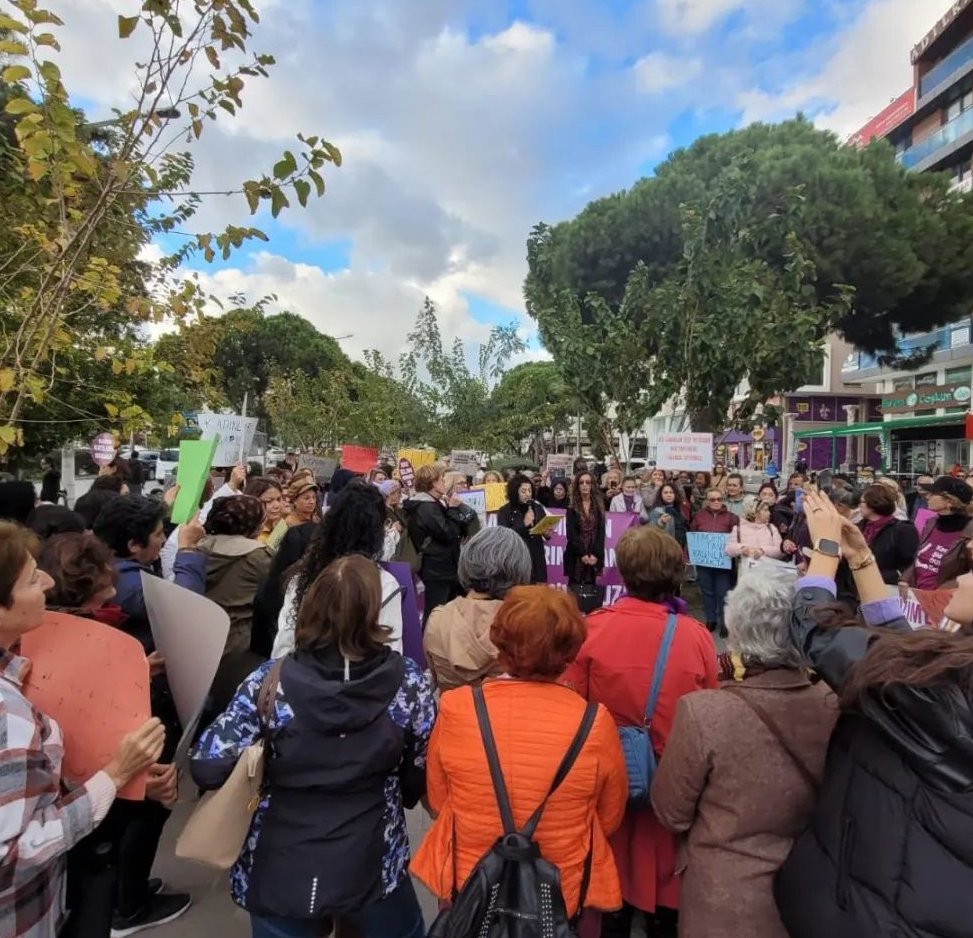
[707, 496, 724, 502]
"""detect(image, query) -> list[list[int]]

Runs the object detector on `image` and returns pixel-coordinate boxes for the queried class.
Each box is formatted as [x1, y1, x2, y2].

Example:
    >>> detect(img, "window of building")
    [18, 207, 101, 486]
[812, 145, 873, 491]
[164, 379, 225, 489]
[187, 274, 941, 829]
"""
[948, 98, 963, 121]
[964, 90, 973, 112]
[916, 371, 938, 387]
[951, 323, 971, 347]
[947, 366, 972, 385]
[893, 376, 915, 391]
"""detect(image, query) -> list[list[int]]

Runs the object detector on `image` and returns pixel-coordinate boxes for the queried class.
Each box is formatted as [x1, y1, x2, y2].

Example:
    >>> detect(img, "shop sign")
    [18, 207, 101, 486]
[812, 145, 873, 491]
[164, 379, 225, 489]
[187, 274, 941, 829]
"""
[880, 384, 972, 415]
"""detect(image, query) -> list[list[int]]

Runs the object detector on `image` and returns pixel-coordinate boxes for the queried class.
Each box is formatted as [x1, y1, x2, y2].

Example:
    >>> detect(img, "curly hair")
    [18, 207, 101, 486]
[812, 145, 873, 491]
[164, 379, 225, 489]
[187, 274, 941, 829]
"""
[204, 495, 264, 538]
[38, 532, 116, 611]
[292, 480, 386, 611]
[568, 470, 603, 517]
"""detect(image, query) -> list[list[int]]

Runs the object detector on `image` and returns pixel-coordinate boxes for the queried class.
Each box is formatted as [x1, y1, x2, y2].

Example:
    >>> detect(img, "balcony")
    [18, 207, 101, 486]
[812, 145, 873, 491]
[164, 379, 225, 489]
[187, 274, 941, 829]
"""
[951, 174, 973, 192]
[842, 322, 973, 380]
[919, 33, 973, 100]
[898, 106, 973, 170]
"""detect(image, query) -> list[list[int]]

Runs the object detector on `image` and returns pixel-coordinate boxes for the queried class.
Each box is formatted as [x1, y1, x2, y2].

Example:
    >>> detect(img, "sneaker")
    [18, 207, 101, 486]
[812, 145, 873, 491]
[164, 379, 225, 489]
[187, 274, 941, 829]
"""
[111, 894, 191, 937]
[147, 879, 165, 896]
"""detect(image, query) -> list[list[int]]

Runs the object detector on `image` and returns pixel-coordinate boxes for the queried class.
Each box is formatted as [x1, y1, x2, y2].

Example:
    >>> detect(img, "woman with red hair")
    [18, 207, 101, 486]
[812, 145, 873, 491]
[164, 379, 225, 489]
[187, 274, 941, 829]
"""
[411, 586, 628, 933]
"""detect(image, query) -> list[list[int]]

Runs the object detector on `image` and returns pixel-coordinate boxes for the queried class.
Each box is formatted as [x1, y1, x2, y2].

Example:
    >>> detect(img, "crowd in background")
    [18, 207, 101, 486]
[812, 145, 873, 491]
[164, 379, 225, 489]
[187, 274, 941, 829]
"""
[0, 449, 969, 938]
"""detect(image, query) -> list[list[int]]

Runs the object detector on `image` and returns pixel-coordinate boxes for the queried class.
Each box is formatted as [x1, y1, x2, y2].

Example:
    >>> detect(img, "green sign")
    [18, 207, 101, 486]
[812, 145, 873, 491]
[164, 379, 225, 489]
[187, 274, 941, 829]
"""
[880, 383, 971, 415]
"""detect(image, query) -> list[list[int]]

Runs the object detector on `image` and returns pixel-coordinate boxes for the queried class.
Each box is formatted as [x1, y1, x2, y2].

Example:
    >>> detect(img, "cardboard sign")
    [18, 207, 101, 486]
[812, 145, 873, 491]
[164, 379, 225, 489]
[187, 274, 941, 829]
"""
[398, 449, 436, 471]
[894, 585, 958, 631]
[340, 444, 378, 475]
[656, 433, 714, 473]
[474, 482, 508, 513]
[398, 458, 415, 490]
[170, 437, 219, 525]
[458, 488, 487, 527]
[687, 531, 733, 569]
[450, 450, 480, 478]
[197, 412, 258, 467]
[914, 508, 936, 534]
[141, 573, 230, 760]
[90, 432, 116, 467]
[22, 611, 151, 799]
[545, 454, 573, 481]
[299, 454, 337, 480]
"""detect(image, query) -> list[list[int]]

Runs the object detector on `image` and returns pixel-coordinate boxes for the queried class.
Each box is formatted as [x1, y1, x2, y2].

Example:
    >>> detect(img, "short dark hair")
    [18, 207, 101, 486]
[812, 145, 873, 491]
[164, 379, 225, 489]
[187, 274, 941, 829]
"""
[0, 481, 36, 525]
[73, 488, 121, 530]
[506, 473, 533, 505]
[38, 532, 115, 610]
[93, 496, 165, 558]
[27, 505, 85, 540]
[91, 474, 126, 493]
[0, 522, 39, 608]
[728, 473, 744, 484]
[862, 484, 897, 518]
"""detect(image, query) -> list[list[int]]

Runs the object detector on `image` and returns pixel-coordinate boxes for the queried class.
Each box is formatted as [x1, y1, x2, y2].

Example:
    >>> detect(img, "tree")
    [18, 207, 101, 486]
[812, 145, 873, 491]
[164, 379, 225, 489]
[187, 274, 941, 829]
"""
[526, 117, 973, 432]
[486, 361, 573, 461]
[0, 0, 341, 455]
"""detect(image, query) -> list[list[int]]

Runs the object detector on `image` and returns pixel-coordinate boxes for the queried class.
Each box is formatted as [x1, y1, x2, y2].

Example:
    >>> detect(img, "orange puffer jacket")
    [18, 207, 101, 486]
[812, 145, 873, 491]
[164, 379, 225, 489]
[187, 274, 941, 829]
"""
[411, 679, 628, 915]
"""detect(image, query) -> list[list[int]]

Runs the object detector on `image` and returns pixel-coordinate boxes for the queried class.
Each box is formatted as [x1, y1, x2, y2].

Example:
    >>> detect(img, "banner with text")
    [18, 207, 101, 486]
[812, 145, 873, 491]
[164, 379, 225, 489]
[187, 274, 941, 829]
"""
[197, 412, 258, 467]
[687, 531, 733, 569]
[656, 433, 714, 473]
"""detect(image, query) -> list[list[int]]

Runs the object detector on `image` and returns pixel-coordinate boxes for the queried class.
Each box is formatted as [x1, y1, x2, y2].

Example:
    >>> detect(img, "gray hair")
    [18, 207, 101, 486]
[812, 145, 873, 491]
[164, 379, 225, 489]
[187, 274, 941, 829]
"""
[742, 496, 770, 523]
[724, 563, 804, 669]
[829, 487, 860, 513]
[458, 526, 533, 599]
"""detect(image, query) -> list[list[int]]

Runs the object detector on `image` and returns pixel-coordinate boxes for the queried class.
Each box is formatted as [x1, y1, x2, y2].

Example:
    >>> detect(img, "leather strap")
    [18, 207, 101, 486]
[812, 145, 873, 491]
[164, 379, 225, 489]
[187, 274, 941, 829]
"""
[473, 684, 598, 838]
[723, 686, 818, 793]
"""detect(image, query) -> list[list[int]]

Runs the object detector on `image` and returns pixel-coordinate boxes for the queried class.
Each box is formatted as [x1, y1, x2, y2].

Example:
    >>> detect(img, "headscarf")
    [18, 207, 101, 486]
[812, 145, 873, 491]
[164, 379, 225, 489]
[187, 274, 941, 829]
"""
[204, 495, 265, 537]
[379, 480, 400, 498]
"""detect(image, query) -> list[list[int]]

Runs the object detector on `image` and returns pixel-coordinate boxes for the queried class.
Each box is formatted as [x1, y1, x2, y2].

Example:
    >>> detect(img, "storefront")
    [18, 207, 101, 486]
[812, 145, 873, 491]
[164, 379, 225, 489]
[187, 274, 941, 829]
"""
[714, 428, 778, 470]
[792, 423, 884, 472]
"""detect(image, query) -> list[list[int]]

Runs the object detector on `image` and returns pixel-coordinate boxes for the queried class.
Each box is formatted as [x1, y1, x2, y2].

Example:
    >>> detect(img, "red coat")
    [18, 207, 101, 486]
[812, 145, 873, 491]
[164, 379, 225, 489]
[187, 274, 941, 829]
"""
[561, 599, 719, 913]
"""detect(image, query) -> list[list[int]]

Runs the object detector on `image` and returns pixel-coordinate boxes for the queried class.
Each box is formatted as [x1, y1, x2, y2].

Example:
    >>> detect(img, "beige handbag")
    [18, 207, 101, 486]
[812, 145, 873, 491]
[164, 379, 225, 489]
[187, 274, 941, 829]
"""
[175, 660, 283, 869]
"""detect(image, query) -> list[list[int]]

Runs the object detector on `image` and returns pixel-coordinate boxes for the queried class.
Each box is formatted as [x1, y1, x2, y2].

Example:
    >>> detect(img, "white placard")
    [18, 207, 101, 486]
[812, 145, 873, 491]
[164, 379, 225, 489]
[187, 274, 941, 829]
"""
[655, 432, 714, 473]
[459, 488, 487, 527]
[197, 412, 259, 467]
[141, 573, 230, 761]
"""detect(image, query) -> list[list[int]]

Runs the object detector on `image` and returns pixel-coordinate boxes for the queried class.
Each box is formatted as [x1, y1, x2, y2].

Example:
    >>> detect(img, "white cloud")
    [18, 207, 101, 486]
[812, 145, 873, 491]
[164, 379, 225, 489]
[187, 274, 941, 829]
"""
[736, 0, 959, 137]
[633, 51, 703, 93]
[657, 0, 747, 35]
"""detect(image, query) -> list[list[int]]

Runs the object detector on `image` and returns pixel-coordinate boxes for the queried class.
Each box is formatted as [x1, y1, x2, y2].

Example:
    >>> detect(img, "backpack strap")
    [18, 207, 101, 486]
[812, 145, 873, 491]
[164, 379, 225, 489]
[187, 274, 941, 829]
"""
[257, 659, 284, 757]
[473, 685, 599, 839]
[644, 614, 677, 728]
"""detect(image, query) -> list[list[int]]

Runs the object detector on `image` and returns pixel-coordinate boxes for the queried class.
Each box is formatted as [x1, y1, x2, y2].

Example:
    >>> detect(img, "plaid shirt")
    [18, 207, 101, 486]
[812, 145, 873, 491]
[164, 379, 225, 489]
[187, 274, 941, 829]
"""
[0, 649, 95, 938]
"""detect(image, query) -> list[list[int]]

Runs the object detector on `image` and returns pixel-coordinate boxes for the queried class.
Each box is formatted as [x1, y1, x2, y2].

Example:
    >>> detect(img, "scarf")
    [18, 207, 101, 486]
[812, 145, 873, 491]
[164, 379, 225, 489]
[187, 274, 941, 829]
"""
[623, 494, 638, 512]
[580, 508, 597, 552]
[862, 514, 896, 545]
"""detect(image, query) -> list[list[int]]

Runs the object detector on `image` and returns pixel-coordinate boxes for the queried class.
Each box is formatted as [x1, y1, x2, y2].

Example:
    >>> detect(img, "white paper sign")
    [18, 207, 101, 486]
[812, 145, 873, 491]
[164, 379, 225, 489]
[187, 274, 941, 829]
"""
[197, 412, 259, 467]
[141, 573, 230, 760]
[656, 433, 714, 473]
[450, 450, 480, 477]
[459, 488, 487, 527]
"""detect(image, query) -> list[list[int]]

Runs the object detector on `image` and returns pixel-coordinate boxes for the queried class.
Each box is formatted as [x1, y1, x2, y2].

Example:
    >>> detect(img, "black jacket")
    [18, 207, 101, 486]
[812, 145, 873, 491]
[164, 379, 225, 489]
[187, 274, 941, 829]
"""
[861, 517, 919, 585]
[403, 493, 473, 583]
[563, 507, 605, 584]
[775, 585, 973, 938]
[496, 500, 548, 583]
[251, 522, 315, 657]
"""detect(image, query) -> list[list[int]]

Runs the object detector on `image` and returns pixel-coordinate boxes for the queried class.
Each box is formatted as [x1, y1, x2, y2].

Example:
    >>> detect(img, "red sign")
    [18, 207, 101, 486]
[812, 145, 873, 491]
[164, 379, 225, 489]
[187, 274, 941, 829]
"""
[340, 444, 378, 474]
[848, 88, 915, 147]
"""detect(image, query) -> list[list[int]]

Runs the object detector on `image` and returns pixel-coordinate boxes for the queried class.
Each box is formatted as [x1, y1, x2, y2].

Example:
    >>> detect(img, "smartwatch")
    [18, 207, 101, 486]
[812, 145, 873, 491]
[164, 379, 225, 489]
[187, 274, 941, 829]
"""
[813, 538, 841, 558]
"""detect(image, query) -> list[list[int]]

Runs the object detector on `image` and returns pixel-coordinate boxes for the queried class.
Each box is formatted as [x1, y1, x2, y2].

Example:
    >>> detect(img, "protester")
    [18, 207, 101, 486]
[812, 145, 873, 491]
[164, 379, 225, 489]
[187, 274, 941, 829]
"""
[610, 476, 645, 516]
[907, 474, 934, 520]
[404, 462, 473, 624]
[856, 484, 919, 585]
[690, 488, 739, 635]
[775, 488, 973, 938]
[725, 497, 784, 569]
[412, 587, 628, 931]
[602, 468, 623, 503]
[26, 504, 85, 540]
[482, 469, 504, 484]
[192, 555, 436, 938]
[0, 522, 166, 938]
[689, 472, 711, 514]
[902, 475, 973, 589]
[652, 564, 838, 938]
[74, 486, 123, 531]
[710, 464, 729, 494]
[725, 473, 747, 516]
[39, 456, 61, 504]
[243, 477, 285, 542]
[496, 473, 549, 584]
[0, 480, 36, 525]
[564, 470, 606, 612]
[423, 527, 532, 691]
[646, 483, 690, 549]
[284, 477, 320, 527]
[540, 478, 570, 510]
[39, 532, 120, 617]
[874, 476, 909, 520]
[562, 525, 719, 938]
[273, 480, 403, 658]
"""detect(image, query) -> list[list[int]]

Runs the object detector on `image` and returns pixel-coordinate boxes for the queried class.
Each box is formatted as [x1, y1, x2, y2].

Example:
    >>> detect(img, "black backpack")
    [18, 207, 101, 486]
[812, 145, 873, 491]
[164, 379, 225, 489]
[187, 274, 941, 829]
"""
[428, 685, 598, 938]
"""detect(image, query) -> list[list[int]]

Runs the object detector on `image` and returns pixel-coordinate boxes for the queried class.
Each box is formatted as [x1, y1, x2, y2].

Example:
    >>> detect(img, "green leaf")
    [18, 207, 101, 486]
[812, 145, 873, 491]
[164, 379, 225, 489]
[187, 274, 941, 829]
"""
[308, 168, 325, 197]
[322, 141, 342, 167]
[5, 98, 39, 115]
[243, 181, 260, 214]
[34, 32, 60, 49]
[0, 13, 26, 32]
[0, 39, 28, 56]
[2, 65, 30, 82]
[272, 151, 298, 180]
[118, 14, 139, 38]
[293, 178, 310, 207]
[270, 186, 290, 218]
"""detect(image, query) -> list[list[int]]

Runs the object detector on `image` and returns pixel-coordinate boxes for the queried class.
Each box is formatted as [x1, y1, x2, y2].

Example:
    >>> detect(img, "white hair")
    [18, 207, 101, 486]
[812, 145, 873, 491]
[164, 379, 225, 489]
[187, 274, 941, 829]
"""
[724, 562, 804, 669]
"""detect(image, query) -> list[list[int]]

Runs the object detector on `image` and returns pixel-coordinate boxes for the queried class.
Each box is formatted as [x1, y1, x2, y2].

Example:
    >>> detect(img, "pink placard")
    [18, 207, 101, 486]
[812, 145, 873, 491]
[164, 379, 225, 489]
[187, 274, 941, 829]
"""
[914, 508, 936, 534]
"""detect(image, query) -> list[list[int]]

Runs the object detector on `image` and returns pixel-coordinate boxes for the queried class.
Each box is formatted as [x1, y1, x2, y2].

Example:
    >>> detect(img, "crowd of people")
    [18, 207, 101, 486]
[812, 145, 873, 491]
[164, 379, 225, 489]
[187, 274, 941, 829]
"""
[0, 449, 971, 938]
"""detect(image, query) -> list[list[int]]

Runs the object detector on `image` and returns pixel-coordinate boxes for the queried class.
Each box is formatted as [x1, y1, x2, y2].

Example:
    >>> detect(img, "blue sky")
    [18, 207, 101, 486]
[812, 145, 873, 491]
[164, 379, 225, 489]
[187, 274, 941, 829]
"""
[55, 0, 955, 354]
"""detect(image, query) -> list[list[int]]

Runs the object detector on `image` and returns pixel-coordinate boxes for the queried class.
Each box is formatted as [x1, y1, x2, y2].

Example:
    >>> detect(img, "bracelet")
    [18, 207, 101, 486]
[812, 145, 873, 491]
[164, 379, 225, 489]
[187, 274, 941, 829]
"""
[849, 552, 876, 571]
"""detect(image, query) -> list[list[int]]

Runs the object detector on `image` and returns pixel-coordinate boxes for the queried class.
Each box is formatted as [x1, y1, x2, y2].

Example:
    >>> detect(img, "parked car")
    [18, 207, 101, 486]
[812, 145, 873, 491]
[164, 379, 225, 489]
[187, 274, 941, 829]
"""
[155, 448, 180, 482]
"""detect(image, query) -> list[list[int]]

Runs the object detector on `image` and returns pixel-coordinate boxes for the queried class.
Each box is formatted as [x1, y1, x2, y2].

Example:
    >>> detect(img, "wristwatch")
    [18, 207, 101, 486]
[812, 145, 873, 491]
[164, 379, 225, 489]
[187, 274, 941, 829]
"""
[813, 538, 841, 558]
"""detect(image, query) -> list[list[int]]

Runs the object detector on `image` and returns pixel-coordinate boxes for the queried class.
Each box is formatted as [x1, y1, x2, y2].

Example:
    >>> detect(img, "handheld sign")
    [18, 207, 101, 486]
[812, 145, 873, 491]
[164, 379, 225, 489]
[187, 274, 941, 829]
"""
[398, 458, 416, 491]
[475, 483, 508, 513]
[196, 412, 258, 468]
[170, 437, 219, 525]
[545, 454, 573, 481]
[687, 532, 733, 569]
[656, 433, 714, 473]
[914, 508, 936, 535]
[22, 612, 151, 799]
[341, 444, 379, 475]
[398, 448, 436, 470]
[529, 515, 562, 537]
[450, 450, 480, 477]
[458, 488, 487, 527]
[90, 432, 116, 467]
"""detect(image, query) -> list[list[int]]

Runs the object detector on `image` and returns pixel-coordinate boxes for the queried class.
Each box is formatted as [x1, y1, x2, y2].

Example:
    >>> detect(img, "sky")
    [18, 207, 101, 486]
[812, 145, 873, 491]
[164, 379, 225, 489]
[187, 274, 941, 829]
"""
[48, 0, 959, 365]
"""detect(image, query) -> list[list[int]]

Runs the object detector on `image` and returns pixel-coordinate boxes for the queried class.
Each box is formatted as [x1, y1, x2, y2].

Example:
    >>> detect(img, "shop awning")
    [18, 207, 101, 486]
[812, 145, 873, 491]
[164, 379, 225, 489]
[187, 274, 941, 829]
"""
[793, 422, 883, 440]
[883, 413, 968, 432]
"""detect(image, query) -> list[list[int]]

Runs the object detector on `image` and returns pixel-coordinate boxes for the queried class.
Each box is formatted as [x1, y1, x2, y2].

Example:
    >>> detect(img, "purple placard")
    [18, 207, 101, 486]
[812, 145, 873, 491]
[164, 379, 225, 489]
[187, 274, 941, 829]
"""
[914, 508, 936, 535]
[487, 510, 638, 608]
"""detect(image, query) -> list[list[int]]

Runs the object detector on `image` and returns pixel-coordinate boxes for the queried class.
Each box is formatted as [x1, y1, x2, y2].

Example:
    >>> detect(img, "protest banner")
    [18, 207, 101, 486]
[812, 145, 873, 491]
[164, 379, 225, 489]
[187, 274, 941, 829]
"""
[196, 412, 259, 467]
[398, 457, 416, 490]
[22, 611, 151, 799]
[914, 508, 935, 534]
[459, 488, 487, 528]
[545, 454, 573, 481]
[141, 573, 230, 760]
[299, 454, 337, 480]
[475, 482, 508, 513]
[893, 585, 958, 631]
[398, 448, 436, 470]
[656, 433, 714, 473]
[170, 437, 219, 525]
[90, 432, 116, 466]
[450, 450, 480, 477]
[687, 531, 733, 569]
[340, 444, 379, 474]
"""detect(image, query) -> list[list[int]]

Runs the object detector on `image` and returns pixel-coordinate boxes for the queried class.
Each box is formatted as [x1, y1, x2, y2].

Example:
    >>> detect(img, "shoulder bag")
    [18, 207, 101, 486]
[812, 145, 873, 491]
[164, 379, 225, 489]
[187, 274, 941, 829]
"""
[176, 659, 283, 869]
[618, 613, 677, 806]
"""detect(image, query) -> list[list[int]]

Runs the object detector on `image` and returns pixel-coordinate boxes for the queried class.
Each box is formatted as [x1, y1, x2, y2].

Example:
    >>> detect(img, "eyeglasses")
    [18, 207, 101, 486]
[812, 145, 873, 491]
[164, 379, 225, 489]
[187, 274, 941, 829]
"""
[707, 496, 723, 502]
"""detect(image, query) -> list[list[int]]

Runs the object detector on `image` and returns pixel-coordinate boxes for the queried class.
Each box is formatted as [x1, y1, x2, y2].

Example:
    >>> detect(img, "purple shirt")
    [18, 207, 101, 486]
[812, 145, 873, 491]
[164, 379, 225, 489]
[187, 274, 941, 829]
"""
[913, 527, 963, 590]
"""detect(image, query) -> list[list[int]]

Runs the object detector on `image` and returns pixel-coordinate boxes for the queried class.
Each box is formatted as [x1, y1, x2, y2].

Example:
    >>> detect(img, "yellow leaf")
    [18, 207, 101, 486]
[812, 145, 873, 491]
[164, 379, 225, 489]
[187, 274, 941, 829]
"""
[105, 403, 119, 418]
[117, 15, 138, 38]
[0, 370, 15, 393]
[94, 347, 108, 361]
[111, 360, 123, 375]
[2, 65, 31, 83]
[0, 426, 17, 445]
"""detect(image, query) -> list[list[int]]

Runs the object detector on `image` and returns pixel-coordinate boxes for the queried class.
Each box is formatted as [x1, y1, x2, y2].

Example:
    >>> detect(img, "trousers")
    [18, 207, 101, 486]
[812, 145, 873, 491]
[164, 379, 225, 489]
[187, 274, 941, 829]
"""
[696, 566, 733, 628]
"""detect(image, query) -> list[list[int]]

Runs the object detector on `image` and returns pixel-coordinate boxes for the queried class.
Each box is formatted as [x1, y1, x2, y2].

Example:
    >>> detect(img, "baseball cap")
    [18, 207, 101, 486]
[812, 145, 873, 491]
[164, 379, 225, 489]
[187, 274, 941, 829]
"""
[928, 476, 973, 505]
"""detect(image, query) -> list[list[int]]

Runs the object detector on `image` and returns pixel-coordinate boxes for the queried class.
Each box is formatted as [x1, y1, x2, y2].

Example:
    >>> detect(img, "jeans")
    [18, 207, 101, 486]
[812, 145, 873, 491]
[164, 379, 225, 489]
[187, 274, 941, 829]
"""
[251, 879, 425, 938]
[696, 566, 733, 628]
